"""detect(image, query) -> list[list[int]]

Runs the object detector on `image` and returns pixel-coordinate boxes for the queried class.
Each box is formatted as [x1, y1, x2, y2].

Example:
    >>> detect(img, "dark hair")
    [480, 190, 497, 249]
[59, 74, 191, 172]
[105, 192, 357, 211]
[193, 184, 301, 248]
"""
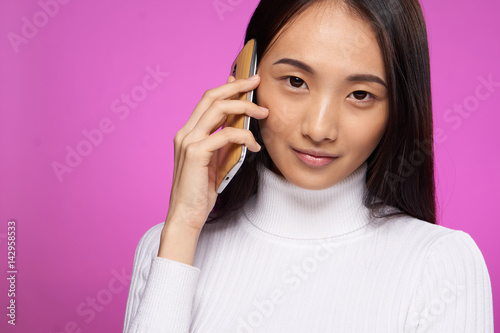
[206, 0, 436, 225]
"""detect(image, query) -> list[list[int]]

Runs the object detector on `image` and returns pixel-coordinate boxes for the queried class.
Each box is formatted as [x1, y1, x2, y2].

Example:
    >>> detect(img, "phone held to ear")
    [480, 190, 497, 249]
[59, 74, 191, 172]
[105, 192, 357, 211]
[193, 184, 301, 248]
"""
[215, 38, 258, 194]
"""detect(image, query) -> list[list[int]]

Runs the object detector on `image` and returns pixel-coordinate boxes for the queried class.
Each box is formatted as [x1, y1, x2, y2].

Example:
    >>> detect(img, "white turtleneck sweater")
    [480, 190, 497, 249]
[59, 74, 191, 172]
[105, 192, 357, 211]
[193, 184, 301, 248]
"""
[123, 163, 493, 332]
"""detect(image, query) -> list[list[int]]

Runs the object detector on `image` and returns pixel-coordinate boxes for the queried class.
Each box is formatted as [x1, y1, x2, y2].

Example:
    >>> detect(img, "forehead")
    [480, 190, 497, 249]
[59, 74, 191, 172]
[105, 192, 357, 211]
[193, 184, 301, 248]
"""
[263, 2, 385, 80]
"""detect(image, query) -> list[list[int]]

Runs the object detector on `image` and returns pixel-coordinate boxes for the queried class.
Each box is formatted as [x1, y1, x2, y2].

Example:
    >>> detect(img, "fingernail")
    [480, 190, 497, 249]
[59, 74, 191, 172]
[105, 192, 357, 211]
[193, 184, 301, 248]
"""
[248, 74, 259, 80]
[259, 106, 269, 113]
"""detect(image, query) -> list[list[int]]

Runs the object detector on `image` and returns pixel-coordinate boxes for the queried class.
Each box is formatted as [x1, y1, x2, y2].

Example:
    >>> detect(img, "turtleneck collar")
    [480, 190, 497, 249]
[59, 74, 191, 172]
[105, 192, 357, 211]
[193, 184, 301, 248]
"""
[242, 162, 373, 240]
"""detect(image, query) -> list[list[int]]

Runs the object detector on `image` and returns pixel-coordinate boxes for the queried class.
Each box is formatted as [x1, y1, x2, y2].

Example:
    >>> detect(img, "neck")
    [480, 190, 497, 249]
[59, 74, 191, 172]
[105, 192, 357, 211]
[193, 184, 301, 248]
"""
[242, 162, 372, 240]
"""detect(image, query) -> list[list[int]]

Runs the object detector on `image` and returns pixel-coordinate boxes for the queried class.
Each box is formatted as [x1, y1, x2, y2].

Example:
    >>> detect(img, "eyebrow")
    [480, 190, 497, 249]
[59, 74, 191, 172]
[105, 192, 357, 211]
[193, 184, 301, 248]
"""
[273, 58, 315, 75]
[272, 58, 387, 88]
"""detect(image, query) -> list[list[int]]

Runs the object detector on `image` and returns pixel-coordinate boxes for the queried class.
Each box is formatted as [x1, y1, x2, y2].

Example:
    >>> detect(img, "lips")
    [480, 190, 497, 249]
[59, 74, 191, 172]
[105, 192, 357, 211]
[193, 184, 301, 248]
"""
[293, 148, 338, 167]
[293, 148, 338, 158]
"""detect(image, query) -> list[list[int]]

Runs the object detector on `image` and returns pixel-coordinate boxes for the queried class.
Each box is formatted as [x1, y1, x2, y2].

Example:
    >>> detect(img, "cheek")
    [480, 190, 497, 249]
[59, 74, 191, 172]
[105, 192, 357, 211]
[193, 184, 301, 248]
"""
[348, 111, 388, 155]
[264, 104, 298, 129]
[256, 83, 300, 142]
[372, 106, 389, 143]
[258, 106, 293, 146]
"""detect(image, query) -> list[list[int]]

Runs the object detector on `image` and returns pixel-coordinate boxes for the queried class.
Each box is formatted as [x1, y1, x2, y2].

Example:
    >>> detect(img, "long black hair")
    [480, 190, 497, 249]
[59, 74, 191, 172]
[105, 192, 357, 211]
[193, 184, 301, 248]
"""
[206, 0, 436, 225]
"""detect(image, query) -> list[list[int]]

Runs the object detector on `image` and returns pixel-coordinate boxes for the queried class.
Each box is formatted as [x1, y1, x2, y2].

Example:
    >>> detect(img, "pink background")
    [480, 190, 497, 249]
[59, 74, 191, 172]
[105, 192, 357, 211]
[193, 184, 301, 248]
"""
[0, 0, 498, 332]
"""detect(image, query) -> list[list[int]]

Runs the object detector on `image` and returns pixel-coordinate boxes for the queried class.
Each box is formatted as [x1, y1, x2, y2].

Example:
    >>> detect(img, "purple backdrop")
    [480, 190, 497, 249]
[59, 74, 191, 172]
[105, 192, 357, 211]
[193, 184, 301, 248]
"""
[0, 0, 498, 332]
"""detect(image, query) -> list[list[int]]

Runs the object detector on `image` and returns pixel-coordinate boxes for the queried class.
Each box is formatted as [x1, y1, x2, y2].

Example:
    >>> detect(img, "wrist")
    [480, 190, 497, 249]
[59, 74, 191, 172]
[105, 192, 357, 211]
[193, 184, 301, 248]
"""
[163, 215, 202, 239]
[157, 217, 201, 266]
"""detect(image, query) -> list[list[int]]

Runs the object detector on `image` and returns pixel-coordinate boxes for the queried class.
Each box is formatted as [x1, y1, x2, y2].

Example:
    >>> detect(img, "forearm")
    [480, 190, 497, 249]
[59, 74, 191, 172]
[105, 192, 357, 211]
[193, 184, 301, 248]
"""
[158, 217, 202, 266]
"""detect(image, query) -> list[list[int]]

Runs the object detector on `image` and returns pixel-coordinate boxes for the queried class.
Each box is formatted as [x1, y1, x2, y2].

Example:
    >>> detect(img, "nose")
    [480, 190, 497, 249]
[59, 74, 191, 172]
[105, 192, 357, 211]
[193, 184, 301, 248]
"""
[301, 96, 339, 143]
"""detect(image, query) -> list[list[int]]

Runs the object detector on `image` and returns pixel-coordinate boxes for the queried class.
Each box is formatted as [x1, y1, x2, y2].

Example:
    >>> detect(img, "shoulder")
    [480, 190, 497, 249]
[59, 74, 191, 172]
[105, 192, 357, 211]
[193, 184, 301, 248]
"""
[132, 222, 165, 264]
[377, 214, 474, 247]
[138, 221, 165, 244]
[395, 217, 494, 330]
[377, 214, 489, 274]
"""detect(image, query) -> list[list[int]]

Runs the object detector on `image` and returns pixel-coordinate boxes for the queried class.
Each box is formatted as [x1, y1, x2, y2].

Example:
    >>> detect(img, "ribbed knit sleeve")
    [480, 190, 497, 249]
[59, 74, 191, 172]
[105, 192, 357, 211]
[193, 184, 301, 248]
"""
[406, 230, 493, 332]
[123, 223, 201, 333]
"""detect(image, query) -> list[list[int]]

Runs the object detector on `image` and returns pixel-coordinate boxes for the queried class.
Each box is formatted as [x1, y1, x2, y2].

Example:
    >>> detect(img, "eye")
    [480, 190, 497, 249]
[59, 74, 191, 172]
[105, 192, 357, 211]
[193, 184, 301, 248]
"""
[348, 90, 374, 103]
[286, 76, 307, 89]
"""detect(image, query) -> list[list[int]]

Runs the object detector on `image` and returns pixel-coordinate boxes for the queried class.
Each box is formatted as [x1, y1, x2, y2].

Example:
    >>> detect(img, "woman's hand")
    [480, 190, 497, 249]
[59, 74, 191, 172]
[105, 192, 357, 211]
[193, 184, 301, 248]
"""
[165, 74, 268, 234]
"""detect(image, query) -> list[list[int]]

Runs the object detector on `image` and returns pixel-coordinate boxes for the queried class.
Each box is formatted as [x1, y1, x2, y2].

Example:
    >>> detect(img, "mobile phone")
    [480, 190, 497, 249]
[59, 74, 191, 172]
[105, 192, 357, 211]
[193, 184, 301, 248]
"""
[216, 38, 258, 194]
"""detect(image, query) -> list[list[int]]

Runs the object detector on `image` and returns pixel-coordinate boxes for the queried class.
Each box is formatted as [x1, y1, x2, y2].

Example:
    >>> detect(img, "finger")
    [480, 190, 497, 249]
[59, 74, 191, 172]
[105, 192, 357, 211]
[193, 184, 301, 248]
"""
[182, 75, 261, 134]
[173, 74, 261, 192]
[184, 127, 261, 168]
[189, 100, 268, 140]
[172, 126, 261, 208]
[179, 98, 267, 179]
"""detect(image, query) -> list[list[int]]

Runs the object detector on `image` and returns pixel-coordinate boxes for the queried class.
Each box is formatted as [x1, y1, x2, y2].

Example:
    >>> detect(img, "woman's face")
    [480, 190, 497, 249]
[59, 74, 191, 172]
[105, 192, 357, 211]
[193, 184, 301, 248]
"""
[256, 2, 389, 190]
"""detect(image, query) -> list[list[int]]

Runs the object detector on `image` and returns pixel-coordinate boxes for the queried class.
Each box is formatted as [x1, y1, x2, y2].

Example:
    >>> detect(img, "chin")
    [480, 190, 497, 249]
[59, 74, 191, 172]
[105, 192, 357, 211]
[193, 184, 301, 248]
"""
[278, 163, 344, 190]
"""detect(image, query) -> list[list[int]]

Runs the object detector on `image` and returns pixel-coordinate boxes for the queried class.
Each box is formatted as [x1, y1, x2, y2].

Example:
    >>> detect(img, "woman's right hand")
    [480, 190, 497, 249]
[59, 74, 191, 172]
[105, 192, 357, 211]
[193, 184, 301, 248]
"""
[164, 74, 269, 234]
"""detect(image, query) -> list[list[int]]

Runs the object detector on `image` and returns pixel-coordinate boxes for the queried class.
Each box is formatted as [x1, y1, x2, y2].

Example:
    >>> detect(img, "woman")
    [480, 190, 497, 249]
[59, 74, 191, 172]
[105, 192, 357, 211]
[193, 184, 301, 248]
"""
[124, 0, 493, 332]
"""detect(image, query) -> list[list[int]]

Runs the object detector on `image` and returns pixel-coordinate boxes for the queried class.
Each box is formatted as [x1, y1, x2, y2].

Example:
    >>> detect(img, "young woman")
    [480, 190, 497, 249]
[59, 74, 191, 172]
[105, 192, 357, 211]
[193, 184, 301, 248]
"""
[124, 0, 493, 332]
